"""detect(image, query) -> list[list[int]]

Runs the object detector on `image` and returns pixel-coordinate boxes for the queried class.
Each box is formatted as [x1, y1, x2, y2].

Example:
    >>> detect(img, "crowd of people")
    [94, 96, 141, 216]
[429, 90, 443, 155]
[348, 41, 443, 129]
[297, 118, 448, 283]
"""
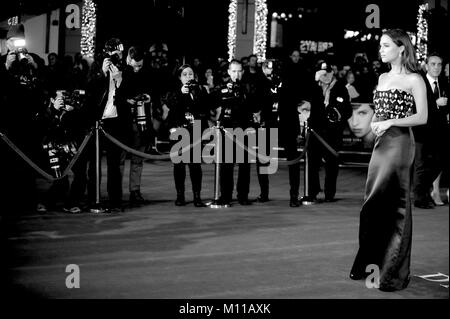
[0, 24, 448, 216]
[0, 22, 449, 293]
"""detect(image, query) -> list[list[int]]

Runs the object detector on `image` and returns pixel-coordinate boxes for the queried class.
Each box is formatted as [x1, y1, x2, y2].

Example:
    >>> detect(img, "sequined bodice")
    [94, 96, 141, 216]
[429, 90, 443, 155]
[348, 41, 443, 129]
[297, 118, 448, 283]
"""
[373, 89, 415, 120]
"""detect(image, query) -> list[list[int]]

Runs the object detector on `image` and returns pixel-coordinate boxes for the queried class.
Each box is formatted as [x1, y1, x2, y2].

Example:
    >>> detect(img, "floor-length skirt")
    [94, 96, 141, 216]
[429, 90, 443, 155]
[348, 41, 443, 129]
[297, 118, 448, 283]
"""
[351, 126, 415, 291]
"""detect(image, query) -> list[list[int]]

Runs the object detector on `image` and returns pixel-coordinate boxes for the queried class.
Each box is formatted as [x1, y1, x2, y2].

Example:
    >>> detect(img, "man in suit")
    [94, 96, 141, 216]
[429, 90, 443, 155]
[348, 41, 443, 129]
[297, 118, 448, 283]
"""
[413, 52, 448, 209]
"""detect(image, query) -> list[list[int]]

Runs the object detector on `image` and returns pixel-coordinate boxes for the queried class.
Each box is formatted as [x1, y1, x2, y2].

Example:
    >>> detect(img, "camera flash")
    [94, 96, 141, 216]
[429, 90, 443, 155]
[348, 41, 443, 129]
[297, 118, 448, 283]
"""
[13, 39, 26, 47]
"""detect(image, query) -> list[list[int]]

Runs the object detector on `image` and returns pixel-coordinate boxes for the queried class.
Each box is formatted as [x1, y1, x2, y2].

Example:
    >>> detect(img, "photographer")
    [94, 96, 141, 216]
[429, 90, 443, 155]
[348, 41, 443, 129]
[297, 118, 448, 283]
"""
[212, 59, 253, 206]
[116, 46, 154, 206]
[166, 64, 210, 207]
[251, 60, 280, 203]
[277, 49, 314, 207]
[308, 60, 351, 202]
[0, 24, 49, 213]
[84, 38, 127, 212]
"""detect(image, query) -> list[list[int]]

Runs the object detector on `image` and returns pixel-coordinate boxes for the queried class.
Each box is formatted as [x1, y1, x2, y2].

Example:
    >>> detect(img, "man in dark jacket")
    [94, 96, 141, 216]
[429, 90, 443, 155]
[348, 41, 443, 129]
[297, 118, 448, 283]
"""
[212, 59, 254, 206]
[308, 60, 351, 202]
[412, 53, 448, 209]
[0, 24, 49, 213]
[116, 46, 155, 206]
[84, 38, 129, 212]
[277, 49, 314, 207]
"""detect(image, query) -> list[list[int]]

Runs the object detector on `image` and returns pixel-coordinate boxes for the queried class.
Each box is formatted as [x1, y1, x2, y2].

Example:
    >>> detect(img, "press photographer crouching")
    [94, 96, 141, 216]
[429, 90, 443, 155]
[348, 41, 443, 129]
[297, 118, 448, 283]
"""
[115, 45, 155, 206]
[48, 89, 90, 213]
[0, 24, 48, 213]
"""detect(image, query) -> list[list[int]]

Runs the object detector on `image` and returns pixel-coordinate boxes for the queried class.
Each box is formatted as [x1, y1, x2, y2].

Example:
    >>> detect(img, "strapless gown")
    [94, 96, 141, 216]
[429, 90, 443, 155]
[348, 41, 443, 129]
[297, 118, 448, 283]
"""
[350, 89, 416, 291]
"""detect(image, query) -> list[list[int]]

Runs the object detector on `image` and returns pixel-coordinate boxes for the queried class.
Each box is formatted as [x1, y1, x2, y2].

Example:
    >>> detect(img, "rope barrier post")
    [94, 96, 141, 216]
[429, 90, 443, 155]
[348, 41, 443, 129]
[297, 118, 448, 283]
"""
[90, 120, 108, 213]
[208, 121, 229, 208]
[300, 120, 315, 206]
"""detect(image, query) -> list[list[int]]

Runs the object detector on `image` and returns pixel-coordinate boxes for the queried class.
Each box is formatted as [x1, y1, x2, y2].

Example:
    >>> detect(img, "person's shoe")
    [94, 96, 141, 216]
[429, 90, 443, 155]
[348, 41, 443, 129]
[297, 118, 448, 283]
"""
[129, 190, 146, 206]
[324, 196, 336, 203]
[193, 192, 206, 207]
[175, 194, 186, 206]
[36, 203, 47, 213]
[63, 206, 82, 214]
[289, 197, 300, 207]
[430, 191, 444, 206]
[349, 271, 366, 281]
[414, 199, 434, 209]
[256, 194, 269, 203]
[108, 201, 123, 213]
[217, 197, 232, 206]
[238, 197, 252, 205]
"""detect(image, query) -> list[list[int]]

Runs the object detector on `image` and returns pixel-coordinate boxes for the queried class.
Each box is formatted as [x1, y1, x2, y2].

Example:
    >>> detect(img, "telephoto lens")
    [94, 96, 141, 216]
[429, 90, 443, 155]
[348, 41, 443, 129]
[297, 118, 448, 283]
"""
[184, 112, 195, 127]
[135, 100, 147, 132]
[43, 142, 62, 178]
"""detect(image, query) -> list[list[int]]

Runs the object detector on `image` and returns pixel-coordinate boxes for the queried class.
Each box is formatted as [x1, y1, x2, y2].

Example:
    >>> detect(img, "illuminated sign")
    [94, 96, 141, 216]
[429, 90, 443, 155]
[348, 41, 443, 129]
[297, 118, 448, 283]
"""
[300, 40, 333, 54]
[8, 16, 19, 26]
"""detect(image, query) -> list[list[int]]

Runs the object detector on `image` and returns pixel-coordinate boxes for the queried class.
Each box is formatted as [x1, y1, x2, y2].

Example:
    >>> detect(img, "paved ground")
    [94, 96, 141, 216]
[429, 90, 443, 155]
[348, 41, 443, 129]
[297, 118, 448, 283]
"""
[1, 160, 448, 299]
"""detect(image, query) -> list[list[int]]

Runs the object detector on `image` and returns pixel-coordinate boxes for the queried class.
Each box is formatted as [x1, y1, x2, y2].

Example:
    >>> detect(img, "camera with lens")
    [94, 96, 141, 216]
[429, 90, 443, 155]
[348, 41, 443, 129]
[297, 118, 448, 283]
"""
[186, 79, 198, 92]
[221, 81, 241, 102]
[61, 90, 86, 111]
[42, 141, 62, 178]
[326, 105, 342, 124]
[109, 52, 122, 68]
[183, 112, 195, 128]
[131, 93, 150, 132]
[103, 49, 124, 71]
[15, 47, 29, 62]
[42, 140, 78, 178]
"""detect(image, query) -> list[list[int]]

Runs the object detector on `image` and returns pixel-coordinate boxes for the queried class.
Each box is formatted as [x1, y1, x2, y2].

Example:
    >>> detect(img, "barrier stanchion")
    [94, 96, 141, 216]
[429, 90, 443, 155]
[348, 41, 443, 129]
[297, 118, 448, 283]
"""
[90, 120, 108, 213]
[300, 120, 315, 205]
[208, 121, 229, 208]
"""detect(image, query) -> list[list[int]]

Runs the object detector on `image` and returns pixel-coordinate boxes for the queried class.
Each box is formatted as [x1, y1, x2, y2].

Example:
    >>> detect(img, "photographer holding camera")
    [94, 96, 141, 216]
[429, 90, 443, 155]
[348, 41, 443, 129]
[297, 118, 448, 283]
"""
[211, 59, 254, 206]
[83, 38, 127, 212]
[0, 24, 49, 213]
[166, 64, 210, 207]
[115, 46, 155, 206]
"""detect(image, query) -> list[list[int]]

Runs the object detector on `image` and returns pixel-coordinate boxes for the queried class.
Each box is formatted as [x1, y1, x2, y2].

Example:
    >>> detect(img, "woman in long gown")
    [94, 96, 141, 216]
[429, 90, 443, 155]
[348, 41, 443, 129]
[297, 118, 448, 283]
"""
[349, 29, 428, 291]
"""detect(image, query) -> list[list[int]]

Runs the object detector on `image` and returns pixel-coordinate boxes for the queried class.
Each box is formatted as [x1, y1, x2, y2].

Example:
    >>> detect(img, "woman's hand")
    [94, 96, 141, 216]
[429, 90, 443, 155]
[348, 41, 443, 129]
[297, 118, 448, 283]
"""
[371, 119, 393, 137]
[181, 84, 189, 94]
[52, 97, 64, 110]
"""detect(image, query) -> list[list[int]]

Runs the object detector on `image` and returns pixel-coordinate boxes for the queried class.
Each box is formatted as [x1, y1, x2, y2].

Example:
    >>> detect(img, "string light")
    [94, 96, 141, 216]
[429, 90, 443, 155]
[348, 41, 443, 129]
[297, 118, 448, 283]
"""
[416, 3, 428, 63]
[253, 0, 268, 62]
[227, 0, 238, 61]
[81, 0, 96, 58]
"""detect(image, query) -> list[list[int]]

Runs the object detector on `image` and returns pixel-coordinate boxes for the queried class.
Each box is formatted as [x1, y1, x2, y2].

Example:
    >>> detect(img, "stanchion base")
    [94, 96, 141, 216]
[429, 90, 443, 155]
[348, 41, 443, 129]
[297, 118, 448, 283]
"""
[300, 196, 316, 206]
[89, 204, 110, 214]
[207, 200, 230, 208]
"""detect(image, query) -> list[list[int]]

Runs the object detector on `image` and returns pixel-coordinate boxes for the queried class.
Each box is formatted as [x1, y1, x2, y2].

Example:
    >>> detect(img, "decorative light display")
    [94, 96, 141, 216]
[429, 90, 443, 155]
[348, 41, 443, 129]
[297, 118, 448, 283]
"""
[227, 0, 238, 61]
[416, 3, 428, 63]
[253, 0, 268, 62]
[227, 0, 268, 61]
[81, 0, 97, 58]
